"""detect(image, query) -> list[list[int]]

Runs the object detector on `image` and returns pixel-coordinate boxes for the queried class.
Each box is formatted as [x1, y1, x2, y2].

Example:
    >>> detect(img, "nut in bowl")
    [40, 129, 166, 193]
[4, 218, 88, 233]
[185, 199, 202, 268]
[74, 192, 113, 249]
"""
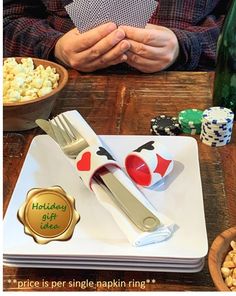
[3, 57, 68, 131]
[208, 226, 236, 291]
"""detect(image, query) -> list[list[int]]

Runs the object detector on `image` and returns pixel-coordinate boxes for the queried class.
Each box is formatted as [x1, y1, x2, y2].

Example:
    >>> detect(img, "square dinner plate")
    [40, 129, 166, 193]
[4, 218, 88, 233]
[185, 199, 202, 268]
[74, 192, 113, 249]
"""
[3, 135, 208, 266]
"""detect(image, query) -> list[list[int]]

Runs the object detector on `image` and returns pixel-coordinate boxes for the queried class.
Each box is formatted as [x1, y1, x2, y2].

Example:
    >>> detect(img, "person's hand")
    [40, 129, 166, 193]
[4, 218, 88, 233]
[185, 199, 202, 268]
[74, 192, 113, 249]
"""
[54, 22, 130, 72]
[119, 24, 179, 73]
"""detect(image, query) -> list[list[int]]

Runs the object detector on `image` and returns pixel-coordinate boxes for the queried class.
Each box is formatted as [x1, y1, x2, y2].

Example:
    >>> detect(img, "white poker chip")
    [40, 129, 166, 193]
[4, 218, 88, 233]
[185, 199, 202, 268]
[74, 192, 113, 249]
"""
[200, 135, 231, 147]
[200, 132, 231, 141]
[202, 107, 234, 125]
[202, 125, 233, 136]
[200, 106, 234, 147]
[202, 124, 232, 132]
[200, 132, 231, 142]
[201, 118, 232, 126]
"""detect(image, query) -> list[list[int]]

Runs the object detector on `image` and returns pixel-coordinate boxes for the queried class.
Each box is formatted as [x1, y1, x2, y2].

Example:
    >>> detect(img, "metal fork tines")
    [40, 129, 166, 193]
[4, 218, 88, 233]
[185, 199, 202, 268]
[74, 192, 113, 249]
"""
[46, 114, 160, 232]
[50, 115, 88, 158]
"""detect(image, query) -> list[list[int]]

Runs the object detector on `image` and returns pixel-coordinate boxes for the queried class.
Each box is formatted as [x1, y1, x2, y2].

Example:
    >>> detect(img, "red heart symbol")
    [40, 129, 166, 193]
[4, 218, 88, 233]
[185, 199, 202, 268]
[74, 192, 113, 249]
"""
[76, 152, 91, 171]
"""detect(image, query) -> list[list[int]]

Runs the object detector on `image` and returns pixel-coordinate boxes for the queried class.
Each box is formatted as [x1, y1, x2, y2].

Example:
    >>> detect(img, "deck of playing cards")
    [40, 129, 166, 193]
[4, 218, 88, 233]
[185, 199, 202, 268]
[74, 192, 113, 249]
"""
[65, 0, 158, 33]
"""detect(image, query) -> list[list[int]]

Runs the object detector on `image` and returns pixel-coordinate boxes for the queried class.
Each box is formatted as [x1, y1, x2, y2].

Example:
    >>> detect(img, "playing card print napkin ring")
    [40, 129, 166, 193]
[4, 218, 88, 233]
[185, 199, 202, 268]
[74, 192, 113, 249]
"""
[76, 145, 120, 189]
[125, 140, 174, 187]
[76, 140, 174, 190]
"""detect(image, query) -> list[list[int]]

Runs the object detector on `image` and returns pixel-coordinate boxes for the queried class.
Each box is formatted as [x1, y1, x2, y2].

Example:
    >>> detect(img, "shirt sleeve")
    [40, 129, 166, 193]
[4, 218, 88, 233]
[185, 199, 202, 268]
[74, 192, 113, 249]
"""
[149, 0, 228, 70]
[169, 16, 225, 71]
[3, 0, 74, 59]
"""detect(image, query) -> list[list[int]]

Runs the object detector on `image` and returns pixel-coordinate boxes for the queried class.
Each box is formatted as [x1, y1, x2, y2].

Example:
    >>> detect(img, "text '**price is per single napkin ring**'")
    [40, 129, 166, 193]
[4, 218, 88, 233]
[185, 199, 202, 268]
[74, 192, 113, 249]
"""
[17, 186, 80, 244]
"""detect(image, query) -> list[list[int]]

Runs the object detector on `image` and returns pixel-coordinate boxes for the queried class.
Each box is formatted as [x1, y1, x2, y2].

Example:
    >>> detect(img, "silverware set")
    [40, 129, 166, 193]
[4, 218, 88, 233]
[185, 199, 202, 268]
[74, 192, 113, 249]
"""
[36, 115, 160, 232]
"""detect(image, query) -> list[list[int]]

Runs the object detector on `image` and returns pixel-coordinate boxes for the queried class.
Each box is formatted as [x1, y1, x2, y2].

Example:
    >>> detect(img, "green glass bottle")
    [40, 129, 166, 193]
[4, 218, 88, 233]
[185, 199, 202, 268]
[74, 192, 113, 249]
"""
[213, 0, 236, 115]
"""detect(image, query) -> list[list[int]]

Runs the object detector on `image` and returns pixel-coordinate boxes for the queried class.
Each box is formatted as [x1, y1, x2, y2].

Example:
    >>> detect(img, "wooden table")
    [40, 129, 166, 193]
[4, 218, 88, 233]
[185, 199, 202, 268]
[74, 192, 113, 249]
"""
[3, 70, 236, 291]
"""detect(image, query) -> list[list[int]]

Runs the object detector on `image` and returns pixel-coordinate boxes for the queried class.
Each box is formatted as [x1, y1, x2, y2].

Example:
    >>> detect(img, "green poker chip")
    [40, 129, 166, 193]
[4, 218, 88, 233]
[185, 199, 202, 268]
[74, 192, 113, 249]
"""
[181, 126, 201, 135]
[178, 109, 203, 127]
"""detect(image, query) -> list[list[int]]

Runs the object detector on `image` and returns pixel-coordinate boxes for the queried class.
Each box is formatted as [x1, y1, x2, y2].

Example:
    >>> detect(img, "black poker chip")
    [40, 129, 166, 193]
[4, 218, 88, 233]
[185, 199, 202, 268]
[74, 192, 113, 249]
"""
[150, 115, 181, 136]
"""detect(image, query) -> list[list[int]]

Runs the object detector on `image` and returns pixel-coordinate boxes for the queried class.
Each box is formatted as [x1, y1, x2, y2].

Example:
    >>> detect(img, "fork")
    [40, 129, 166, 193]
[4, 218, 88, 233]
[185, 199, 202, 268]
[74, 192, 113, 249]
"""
[45, 114, 160, 232]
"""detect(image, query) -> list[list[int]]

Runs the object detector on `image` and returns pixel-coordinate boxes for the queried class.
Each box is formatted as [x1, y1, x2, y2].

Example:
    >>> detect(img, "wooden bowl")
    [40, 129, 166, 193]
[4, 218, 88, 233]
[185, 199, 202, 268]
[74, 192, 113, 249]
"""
[208, 226, 236, 291]
[3, 57, 68, 131]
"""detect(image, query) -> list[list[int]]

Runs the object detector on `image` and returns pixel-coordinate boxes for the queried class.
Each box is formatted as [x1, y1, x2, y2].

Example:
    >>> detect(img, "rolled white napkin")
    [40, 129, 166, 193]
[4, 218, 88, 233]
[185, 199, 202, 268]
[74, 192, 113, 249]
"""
[55, 110, 176, 247]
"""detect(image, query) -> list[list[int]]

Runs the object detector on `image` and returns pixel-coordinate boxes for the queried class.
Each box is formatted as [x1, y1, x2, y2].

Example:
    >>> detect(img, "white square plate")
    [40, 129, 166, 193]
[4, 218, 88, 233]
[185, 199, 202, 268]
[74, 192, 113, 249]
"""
[3, 135, 208, 267]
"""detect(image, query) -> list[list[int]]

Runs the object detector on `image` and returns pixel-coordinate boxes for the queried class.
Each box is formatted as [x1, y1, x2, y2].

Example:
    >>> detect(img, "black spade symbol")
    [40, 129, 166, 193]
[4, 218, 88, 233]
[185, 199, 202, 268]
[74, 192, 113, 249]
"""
[134, 140, 155, 152]
[96, 147, 115, 160]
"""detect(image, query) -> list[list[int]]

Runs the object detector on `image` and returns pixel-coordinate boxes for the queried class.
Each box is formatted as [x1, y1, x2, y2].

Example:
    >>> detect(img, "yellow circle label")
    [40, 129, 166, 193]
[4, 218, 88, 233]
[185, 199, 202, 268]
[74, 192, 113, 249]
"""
[25, 191, 72, 238]
[17, 186, 80, 244]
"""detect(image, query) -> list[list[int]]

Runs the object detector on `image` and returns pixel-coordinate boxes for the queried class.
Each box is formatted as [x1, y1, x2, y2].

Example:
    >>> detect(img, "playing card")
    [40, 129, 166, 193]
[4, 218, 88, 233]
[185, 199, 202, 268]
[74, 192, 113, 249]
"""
[65, 0, 112, 33]
[65, 0, 93, 32]
[110, 0, 158, 28]
[88, 0, 111, 27]
[65, 0, 158, 33]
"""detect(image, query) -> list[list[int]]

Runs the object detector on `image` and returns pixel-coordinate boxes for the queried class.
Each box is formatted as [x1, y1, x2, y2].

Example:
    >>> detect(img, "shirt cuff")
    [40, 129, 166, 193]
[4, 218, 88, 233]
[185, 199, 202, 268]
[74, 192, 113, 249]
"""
[36, 31, 64, 61]
[168, 28, 202, 71]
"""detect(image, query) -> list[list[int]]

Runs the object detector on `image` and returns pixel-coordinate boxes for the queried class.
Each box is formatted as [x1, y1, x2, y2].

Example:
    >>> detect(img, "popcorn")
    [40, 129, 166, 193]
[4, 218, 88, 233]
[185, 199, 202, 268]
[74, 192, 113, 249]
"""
[38, 87, 53, 97]
[3, 58, 60, 103]
[221, 240, 236, 291]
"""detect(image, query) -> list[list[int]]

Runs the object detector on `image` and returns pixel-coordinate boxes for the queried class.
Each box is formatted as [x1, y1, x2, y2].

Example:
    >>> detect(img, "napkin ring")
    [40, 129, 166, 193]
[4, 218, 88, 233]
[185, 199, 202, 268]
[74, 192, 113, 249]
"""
[125, 140, 174, 187]
[75, 145, 120, 190]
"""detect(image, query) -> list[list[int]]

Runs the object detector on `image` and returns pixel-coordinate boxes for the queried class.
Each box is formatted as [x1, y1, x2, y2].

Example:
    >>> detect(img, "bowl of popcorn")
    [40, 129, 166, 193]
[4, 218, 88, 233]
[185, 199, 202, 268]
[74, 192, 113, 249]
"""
[208, 226, 236, 291]
[3, 57, 68, 131]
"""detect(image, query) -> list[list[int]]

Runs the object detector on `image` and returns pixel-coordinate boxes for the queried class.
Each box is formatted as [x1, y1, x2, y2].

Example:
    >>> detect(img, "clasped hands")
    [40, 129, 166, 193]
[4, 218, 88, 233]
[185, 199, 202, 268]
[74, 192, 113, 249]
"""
[55, 22, 179, 73]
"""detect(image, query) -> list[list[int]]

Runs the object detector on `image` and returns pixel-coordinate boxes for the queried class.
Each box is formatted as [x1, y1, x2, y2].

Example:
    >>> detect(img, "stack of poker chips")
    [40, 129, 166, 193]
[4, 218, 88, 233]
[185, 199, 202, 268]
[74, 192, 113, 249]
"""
[178, 109, 203, 134]
[200, 107, 234, 147]
[150, 115, 181, 136]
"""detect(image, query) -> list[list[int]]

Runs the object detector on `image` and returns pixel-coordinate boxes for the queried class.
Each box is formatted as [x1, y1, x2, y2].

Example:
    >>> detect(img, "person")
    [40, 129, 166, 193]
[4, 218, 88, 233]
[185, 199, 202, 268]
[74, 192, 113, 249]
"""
[3, 0, 229, 73]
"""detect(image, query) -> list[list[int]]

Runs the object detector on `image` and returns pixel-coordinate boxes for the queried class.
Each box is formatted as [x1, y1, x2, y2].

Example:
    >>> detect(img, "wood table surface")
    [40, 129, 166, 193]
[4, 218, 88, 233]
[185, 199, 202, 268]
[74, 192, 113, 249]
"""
[3, 69, 236, 292]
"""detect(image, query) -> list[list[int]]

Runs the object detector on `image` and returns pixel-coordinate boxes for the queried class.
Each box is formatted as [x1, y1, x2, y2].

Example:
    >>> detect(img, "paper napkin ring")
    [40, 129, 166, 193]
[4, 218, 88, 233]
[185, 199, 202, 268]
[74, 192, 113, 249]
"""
[75, 145, 120, 190]
[125, 140, 174, 187]
[17, 186, 80, 244]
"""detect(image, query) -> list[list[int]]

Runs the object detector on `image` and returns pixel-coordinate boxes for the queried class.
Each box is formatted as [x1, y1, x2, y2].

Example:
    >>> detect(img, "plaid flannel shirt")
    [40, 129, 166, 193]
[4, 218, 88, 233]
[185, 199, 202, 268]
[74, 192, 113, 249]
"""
[3, 0, 229, 70]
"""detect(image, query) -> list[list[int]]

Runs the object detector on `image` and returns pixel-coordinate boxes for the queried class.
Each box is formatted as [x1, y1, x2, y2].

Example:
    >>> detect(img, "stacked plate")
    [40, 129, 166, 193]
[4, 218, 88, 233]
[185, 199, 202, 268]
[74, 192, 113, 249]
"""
[3, 135, 208, 272]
